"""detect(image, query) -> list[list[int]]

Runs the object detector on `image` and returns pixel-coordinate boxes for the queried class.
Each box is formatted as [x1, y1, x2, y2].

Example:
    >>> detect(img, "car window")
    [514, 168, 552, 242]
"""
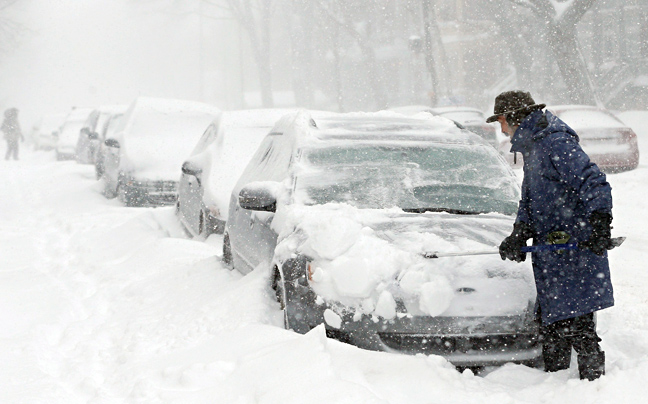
[103, 114, 124, 139]
[295, 143, 519, 215]
[190, 123, 220, 155]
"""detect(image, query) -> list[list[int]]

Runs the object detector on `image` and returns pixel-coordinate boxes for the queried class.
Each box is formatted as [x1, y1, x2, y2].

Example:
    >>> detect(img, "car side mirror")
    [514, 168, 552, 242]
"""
[104, 138, 120, 148]
[238, 182, 279, 212]
[181, 161, 202, 176]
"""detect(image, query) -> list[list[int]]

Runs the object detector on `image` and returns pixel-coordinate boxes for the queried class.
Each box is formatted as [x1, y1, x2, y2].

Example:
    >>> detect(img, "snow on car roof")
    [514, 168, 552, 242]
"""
[285, 110, 484, 147]
[39, 113, 67, 132]
[65, 107, 94, 122]
[117, 96, 221, 180]
[548, 105, 627, 129]
[97, 104, 128, 114]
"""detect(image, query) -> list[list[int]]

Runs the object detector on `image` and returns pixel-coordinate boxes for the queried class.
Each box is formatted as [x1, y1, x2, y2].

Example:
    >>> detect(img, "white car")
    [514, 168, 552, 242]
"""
[32, 112, 67, 151]
[498, 105, 640, 172]
[56, 107, 94, 160]
[176, 108, 298, 237]
[101, 96, 221, 207]
[224, 111, 539, 367]
[75, 105, 128, 165]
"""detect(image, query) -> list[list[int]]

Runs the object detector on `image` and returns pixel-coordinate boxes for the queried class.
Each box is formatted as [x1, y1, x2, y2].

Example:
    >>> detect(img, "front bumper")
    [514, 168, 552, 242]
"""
[284, 267, 540, 367]
[120, 179, 178, 207]
[326, 313, 541, 366]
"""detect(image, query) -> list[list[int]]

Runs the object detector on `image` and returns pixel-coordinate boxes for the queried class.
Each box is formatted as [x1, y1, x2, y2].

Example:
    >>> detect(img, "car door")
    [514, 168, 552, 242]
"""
[229, 135, 288, 273]
[177, 169, 204, 235]
[178, 123, 220, 235]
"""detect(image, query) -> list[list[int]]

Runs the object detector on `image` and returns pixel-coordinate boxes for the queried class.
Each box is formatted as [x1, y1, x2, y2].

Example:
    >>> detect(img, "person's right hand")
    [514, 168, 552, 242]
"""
[499, 222, 532, 262]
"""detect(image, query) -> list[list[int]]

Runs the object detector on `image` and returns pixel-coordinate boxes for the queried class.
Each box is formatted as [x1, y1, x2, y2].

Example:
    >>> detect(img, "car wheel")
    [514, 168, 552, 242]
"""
[222, 232, 233, 268]
[272, 267, 291, 330]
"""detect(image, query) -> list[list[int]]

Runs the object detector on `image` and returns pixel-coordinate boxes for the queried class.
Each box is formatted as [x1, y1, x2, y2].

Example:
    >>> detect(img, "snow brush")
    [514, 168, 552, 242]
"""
[422, 237, 626, 259]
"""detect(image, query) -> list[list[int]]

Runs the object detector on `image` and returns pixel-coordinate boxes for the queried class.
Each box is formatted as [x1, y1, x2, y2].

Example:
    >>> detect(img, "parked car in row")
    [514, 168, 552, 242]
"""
[101, 96, 220, 207]
[176, 108, 296, 238]
[498, 105, 640, 172]
[94, 112, 125, 179]
[76, 104, 128, 165]
[32, 112, 67, 151]
[56, 107, 94, 160]
[390, 105, 499, 148]
[224, 111, 539, 367]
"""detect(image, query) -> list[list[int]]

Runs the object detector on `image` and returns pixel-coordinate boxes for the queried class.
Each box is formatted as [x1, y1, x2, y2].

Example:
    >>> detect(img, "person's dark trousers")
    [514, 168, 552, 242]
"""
[540, 312, 605, 380]
[5, 141, 18, 160]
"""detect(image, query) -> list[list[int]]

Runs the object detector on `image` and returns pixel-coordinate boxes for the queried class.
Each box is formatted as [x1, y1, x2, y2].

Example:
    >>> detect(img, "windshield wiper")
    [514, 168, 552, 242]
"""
[402, 207, 483, 215]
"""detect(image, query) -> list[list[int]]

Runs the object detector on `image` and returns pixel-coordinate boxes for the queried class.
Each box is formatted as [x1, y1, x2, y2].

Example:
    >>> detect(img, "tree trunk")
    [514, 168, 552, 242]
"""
[522, 0, 599, 105]
[421, 0, 438, 105]
[547, 23, 597, 105]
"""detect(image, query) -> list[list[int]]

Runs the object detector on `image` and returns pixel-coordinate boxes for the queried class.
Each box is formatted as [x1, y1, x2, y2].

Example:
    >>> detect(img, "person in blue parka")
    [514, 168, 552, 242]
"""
[487, 91, 614, 381]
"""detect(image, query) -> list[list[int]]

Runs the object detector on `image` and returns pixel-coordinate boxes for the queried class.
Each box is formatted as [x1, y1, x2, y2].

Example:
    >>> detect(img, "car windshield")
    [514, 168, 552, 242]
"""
[295, 143, 519, 215]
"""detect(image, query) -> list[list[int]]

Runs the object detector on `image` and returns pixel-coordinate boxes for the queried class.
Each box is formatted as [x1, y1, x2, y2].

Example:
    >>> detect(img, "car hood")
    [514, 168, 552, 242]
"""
[120, 135, 200, 181]
[273, 203, 535, 321]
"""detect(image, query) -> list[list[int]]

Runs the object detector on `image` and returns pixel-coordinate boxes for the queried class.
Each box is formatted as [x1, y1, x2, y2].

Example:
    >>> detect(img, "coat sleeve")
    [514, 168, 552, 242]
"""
[516, 174, 531, 225]
[547, 134, 613, 216]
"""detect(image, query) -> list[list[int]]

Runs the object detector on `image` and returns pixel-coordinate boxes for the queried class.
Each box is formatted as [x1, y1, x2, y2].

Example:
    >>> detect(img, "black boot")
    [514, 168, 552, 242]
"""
[541, 318, 572, 372]
[543, 341, 571, 372]
[578, 351, 605, 381]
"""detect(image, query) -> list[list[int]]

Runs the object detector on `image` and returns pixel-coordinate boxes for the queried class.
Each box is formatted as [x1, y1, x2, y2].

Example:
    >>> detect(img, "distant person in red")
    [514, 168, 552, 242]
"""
[2, 108, 24, 160]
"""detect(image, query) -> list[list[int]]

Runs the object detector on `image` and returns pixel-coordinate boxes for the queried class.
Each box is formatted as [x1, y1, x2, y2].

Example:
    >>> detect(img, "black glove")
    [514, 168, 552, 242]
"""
[581, 211, 612, 256]
[499, 222, 533, 262]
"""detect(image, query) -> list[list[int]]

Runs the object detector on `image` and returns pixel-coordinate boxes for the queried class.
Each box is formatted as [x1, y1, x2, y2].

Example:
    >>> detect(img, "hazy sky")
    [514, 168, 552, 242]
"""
[0, 0, 205, 128]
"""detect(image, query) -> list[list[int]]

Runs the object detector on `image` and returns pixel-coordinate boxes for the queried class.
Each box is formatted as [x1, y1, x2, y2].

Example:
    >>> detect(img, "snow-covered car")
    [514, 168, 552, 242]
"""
[32, 112, 67, 151]
[55, 107, 94, 160]
[224, 111, 540, 367]
[176, 108, 296, 238]
[499, 105, 640, 172]
[101, 96, 220, 207]
[390, 105, 499, 148]
[76, 105, 128, 165]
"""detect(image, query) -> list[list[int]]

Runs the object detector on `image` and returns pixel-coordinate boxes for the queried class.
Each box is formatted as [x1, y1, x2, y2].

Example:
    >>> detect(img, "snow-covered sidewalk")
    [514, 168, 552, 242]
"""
[1, 132, 647, 402]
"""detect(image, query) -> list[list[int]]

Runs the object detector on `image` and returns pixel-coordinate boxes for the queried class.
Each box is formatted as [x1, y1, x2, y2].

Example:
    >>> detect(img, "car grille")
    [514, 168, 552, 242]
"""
[131, 180, 178, 206]
[377, 332, 539, 355]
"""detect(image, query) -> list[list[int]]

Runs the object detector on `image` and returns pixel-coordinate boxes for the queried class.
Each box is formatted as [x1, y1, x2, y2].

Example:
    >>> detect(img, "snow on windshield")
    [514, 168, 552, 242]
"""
[294, 143, 519, 215]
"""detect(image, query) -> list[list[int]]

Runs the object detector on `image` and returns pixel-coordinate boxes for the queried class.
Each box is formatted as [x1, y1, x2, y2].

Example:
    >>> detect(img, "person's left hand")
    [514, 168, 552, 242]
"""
[582, 211, 613, 256]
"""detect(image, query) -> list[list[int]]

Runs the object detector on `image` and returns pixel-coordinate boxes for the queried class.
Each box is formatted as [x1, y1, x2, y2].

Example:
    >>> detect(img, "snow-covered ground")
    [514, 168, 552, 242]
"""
[2, 112, 648, 403]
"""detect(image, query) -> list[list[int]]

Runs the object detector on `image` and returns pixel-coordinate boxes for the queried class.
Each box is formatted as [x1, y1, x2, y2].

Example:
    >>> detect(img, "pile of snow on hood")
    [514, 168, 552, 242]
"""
[273, 202, 529, 322]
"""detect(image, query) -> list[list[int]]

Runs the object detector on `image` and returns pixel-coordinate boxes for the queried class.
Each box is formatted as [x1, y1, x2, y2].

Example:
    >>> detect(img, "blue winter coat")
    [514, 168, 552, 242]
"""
[510, 110, 614, 325]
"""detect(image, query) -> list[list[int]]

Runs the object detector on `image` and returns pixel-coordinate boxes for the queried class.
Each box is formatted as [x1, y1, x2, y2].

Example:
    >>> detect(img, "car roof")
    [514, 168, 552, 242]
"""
[548, 105, 628, 129]
[274, 111, 486, 147]
[429, 106, 485, 115]
[65, 107, 94, 121]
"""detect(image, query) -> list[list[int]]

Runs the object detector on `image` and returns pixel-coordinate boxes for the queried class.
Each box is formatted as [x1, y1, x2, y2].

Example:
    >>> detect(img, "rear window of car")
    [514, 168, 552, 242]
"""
[554, 109, 626, 129]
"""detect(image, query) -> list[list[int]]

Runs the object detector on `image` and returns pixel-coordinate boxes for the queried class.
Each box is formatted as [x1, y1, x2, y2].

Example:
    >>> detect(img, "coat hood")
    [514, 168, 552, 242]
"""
[510, 110, 579, 153]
